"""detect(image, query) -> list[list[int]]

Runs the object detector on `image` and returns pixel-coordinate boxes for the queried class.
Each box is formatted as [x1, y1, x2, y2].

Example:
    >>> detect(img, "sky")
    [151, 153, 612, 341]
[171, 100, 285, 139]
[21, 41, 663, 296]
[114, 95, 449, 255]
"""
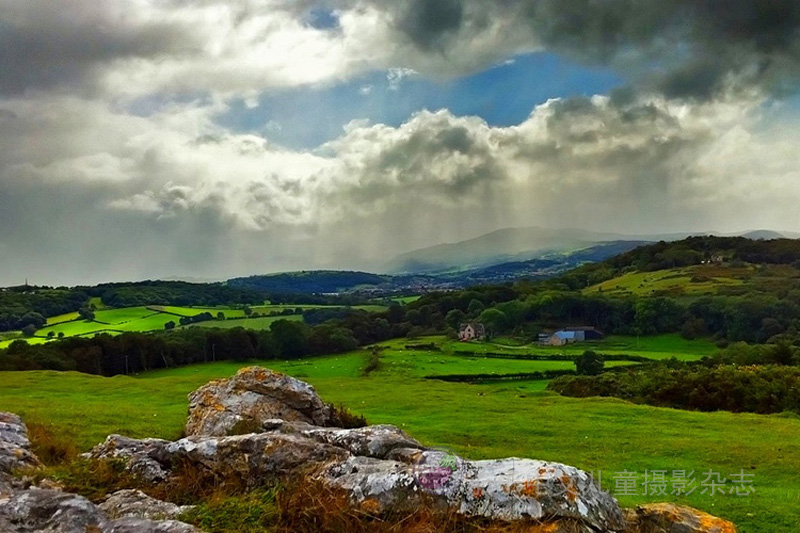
[2, 0, 800, 286]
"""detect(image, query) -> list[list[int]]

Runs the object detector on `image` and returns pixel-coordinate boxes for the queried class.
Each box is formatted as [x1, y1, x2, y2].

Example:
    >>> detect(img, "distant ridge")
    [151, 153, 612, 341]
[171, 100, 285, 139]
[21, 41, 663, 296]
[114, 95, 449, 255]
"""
[383, 226, 792, 274]
[740, 230, 789, 240]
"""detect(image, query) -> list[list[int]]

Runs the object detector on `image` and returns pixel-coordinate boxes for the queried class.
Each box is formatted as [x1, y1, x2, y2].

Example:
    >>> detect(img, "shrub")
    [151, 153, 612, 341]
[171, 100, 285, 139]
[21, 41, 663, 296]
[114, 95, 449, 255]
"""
[362, 351, 381, 376]
[328, 403, 367, 429]
[575, 350, 605, 376]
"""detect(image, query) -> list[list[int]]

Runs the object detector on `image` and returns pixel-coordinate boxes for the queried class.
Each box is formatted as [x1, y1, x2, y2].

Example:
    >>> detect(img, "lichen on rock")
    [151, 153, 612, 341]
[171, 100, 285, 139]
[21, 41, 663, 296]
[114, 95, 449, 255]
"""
[184, 366, 335, 437]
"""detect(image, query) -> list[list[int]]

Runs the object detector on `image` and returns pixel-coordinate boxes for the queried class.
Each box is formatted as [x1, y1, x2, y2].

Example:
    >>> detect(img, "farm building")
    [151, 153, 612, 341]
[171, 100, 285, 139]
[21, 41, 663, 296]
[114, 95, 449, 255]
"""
[459, 323, 486, 341]
[547, 327, 603, 346]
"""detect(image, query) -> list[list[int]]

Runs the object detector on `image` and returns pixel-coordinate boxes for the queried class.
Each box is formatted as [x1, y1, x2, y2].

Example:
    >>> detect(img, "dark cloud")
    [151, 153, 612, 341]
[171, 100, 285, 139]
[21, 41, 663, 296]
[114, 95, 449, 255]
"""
[386, 0, 800, 100]
[393, 0, 464, 50]
[0, 1, 198, 95]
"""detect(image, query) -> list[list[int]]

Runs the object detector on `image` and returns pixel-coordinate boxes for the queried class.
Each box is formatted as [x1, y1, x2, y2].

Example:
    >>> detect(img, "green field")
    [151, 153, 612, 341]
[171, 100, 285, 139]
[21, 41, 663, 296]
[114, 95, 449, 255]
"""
[161, 304, 386, 318]
[0, 335, 48, 349]
[46, 312, 81, 325]
[183, 314, 303, 330]
[584, 265, 751, 296]
[0, 334, 789, 531]
[434, 333, 715, 361]
[391, 295, 421, 304]
[31, 307, 176, 339]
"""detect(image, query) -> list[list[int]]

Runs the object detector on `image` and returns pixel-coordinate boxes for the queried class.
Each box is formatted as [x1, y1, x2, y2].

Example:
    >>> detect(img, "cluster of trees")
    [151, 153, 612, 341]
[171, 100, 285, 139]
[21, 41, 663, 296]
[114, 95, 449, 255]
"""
[0, 286, 88, 332]
[92, 281, 267, 307]
[228, 271, 388, 294]
[176, 312, 216, 327]
[548, 363, 800, 415]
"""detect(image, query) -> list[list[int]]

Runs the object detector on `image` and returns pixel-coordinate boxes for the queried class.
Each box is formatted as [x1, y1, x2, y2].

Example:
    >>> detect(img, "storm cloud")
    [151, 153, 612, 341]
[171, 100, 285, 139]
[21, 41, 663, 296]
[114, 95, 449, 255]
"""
[1, 0, 800, 285]
[384, 0, 800, 100]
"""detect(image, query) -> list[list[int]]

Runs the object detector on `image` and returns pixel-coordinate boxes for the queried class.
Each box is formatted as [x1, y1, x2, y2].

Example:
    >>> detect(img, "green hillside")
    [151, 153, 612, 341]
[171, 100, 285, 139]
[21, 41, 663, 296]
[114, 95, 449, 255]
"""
[583, 265, 752, 296]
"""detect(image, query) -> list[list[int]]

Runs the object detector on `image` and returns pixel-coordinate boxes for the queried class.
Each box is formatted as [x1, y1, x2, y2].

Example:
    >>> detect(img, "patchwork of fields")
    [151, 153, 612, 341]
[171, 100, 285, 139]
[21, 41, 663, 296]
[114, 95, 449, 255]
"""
[2, 334, 795, 531]
[0, 303, 386, 349]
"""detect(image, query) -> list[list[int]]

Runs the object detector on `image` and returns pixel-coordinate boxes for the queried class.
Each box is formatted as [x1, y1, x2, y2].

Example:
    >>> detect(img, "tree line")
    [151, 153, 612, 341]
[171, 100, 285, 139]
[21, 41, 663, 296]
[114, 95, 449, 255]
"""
[0, 319, 365, 375]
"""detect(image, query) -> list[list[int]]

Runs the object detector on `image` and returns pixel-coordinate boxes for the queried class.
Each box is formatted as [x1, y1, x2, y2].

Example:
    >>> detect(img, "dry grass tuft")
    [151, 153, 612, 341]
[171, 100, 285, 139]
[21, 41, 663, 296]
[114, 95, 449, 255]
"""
[274, 477, 585, 533]
[150, 456, 260, 505]
[26, 421, 80, 466]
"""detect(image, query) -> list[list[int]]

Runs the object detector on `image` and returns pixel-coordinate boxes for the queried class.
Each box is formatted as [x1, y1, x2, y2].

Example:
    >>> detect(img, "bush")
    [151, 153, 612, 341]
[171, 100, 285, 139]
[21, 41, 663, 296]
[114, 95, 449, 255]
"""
[575, 350, 605, 376]
[328, 403, 367, 429]
[362, 351, 381, 376]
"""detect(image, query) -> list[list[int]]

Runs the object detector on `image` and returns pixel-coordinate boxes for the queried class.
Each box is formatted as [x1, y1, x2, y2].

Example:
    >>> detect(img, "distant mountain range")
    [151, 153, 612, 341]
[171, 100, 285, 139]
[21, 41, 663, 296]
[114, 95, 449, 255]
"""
[383, 227, 795, 274]
[227, 227, 797, 295]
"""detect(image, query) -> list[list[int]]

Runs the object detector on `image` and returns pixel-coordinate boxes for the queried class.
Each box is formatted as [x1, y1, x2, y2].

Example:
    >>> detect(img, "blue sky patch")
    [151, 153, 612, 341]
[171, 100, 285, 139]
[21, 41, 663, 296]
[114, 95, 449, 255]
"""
[216, 52, 625, 150]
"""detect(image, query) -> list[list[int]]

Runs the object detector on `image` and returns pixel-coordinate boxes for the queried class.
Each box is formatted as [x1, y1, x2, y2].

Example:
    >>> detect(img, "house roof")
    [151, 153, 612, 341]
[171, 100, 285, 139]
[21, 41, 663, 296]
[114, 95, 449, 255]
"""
[552, 331, 577, 340]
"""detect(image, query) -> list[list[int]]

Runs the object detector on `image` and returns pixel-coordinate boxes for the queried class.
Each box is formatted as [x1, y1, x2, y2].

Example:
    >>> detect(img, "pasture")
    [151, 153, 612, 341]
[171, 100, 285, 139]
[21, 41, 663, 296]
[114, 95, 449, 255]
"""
[0, 335, 795, 532]
[583, 265, 750, 296]
[183, 314, 303, 330]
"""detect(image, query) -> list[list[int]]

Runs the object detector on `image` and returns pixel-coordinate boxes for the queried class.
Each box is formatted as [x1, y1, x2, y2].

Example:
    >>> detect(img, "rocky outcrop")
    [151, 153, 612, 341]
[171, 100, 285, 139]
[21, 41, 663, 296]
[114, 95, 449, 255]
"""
[0, 413, 42, 483]
[624, 503, 738, 532]
[298, 424, 423, 459]
[89, 430, 624, 531]
[184, 367, 334, 436]
[87, 432, 350, 485]
[0, 488, 201, 533]
[83, 434, 174, 482]
[82, 367, 623, 531]
[99, 489, 194, 521]
[323, 453, 625, 530]
[0, 413, 201, 532]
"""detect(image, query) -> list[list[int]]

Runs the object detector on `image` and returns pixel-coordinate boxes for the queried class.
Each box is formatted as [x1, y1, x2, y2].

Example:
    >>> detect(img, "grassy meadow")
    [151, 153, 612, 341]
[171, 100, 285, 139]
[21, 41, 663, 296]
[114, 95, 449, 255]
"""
[183, 315, 303, 330]
[435, 333, 713, 361]
[0, 334, 795, 531]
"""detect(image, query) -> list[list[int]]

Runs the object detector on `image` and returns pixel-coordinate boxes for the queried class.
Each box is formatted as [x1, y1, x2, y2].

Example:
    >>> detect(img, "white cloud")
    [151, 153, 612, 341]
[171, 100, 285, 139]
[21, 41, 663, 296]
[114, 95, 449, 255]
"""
[387, 68, 419, 90]
[3, 0, 800, 284]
